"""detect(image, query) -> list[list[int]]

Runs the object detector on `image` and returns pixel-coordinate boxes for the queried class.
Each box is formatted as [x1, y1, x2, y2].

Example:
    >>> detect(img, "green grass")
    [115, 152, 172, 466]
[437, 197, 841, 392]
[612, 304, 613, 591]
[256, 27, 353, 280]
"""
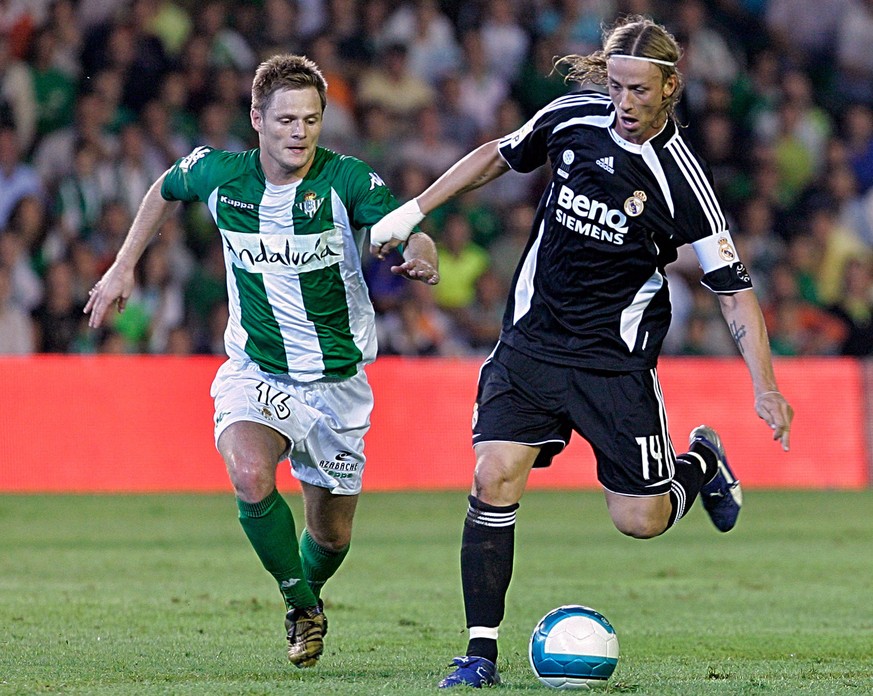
[1, 490, 872, 695]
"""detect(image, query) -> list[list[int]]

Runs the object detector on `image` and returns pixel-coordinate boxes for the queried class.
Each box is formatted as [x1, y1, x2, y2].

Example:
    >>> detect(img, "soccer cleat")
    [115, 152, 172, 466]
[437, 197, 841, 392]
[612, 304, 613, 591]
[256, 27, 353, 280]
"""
[690, 425, 743, 532]
[438, 656, 501, 688]
[285, 600, 327, 667]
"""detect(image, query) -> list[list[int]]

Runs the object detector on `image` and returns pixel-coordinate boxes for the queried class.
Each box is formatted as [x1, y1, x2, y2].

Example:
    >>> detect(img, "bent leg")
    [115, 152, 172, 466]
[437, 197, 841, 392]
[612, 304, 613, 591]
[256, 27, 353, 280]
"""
[299, 482, 358, 599]
[462, 442, 539, 663]
[219, 421, 317, 610]
[604, 490, 672, 538]
[604, 438, 719, 539]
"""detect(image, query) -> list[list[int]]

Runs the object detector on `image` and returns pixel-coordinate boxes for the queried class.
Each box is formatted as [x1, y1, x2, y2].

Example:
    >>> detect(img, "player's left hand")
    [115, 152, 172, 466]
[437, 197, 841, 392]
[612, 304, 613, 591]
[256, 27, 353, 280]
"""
[370, 237, 404, 260]
[754, 391, 793, 451]
[391, 258, 439, 285]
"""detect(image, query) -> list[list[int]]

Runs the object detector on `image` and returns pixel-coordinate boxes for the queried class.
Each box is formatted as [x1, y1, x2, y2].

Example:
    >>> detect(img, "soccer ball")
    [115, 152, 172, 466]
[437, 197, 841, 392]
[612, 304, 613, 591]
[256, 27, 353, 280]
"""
[528, 605, 619, 690]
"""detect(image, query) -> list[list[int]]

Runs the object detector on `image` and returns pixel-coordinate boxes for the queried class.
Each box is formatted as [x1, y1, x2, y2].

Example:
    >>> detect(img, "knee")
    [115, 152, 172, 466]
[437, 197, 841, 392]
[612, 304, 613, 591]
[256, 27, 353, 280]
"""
[307, 526, 352, 552]
[225, 453, 275, 502]
[472, 462, 521, 505]
[613, 514, 668, 540]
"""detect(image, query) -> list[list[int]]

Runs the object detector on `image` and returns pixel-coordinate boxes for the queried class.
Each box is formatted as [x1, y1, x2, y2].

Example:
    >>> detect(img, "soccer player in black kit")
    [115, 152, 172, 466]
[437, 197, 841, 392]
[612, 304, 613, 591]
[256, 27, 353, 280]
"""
[371, 15, 794, 689]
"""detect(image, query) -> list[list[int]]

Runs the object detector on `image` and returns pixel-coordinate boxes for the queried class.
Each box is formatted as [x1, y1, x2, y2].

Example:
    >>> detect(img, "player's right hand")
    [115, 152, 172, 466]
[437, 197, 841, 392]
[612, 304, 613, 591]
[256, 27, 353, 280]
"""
[83, 265, 135, 328]
[754, 391, 793, 452]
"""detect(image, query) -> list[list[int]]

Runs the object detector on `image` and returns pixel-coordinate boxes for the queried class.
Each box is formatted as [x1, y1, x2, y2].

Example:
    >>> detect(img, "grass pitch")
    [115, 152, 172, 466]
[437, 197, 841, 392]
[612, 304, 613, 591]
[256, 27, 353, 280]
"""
[1, 490, 872, 695]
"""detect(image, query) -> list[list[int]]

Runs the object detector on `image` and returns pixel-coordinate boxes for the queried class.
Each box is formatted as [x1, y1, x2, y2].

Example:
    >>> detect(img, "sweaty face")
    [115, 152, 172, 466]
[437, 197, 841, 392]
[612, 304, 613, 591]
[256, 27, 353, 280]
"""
[252, 86, 323, 183]
[607, 57, 676, 145]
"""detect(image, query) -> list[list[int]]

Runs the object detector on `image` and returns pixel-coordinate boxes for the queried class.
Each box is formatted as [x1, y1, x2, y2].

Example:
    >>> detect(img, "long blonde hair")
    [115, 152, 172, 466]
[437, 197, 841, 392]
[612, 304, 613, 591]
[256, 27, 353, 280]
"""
[556, 15, 685, 121]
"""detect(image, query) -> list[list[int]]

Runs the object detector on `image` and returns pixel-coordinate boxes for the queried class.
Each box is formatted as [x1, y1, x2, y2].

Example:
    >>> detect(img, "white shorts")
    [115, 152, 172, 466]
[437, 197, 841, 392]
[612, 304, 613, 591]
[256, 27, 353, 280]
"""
[211, 360, 373, 495]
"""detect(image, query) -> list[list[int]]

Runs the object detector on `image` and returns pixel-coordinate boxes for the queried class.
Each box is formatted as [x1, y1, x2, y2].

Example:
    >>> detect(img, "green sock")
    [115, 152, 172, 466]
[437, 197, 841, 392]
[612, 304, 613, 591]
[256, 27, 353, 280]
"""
[300, 528, 349, 600]
[236, 490, 318, 610]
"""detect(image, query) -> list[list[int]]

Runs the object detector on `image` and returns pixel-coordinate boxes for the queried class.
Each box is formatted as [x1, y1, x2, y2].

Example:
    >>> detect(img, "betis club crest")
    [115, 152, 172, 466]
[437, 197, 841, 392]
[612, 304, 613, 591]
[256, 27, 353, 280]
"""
[297, 191, 324, 218]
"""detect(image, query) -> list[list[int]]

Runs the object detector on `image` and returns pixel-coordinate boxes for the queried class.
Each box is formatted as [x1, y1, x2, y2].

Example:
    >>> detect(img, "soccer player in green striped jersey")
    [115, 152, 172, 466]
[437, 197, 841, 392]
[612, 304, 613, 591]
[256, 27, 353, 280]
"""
[85, 54, 440, 668]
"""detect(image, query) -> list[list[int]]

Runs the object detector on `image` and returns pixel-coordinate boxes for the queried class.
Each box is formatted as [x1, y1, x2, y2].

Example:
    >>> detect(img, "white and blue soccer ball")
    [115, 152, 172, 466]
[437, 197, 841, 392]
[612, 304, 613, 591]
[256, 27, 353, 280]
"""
[529, 605, 619, 690]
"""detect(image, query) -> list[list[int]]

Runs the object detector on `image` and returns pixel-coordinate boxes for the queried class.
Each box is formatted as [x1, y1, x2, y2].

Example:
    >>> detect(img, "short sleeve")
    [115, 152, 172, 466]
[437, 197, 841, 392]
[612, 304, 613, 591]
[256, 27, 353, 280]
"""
[161, 146, 215, 202]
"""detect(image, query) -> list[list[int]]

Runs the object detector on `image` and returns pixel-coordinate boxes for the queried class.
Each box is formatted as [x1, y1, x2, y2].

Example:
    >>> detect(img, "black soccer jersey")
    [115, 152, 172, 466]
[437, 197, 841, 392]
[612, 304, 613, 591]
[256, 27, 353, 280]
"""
[497, 91, 752, 371]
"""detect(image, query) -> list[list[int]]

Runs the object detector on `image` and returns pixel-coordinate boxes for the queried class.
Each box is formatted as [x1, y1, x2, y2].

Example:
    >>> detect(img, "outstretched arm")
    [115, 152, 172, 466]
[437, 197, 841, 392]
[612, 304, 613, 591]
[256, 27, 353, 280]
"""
[390, 231, 440, 285]
[84, 171, 180, 327]
[370, 139, 510, 258]
[717, 290, 794, 450]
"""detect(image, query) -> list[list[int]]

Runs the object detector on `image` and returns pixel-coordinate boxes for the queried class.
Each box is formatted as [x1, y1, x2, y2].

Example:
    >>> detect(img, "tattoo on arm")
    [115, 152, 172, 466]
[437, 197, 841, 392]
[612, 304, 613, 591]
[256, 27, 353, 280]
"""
[730, 320, 747, 354]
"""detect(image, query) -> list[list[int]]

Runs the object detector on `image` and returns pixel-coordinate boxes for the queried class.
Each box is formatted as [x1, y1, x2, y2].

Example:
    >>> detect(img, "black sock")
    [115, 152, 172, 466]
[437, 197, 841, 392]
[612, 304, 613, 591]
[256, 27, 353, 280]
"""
[461, 495, 518, 663]
[667, 442, 718, 528]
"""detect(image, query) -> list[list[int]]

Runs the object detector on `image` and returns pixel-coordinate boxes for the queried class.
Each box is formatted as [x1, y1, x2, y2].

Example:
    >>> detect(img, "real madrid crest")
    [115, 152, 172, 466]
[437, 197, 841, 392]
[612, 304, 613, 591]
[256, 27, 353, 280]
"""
[717, 236, 736, 262]
[623, 190, 647, 217]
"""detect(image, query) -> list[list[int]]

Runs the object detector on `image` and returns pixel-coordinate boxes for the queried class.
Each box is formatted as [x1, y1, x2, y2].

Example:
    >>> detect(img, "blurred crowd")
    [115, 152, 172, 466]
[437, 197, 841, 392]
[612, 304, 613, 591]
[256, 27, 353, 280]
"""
[0, 0, 872, 359]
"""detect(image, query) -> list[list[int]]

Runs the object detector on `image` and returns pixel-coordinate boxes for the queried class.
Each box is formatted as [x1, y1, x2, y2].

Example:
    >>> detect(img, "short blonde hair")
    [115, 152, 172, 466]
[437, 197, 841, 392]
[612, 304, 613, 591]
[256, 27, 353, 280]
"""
[251, 54, 328, 114]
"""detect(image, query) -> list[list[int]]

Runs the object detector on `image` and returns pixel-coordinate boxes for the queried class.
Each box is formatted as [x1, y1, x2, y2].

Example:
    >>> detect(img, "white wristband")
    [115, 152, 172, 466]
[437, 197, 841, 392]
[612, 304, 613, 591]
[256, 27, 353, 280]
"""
[370, 199, 424, 246]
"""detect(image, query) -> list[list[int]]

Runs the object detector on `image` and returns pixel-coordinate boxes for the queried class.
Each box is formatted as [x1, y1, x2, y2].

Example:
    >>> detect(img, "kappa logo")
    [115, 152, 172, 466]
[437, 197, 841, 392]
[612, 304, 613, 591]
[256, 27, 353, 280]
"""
[179, 145, 210, 172]
[596, 156, 614, 174]
[369, 172, 386, 190]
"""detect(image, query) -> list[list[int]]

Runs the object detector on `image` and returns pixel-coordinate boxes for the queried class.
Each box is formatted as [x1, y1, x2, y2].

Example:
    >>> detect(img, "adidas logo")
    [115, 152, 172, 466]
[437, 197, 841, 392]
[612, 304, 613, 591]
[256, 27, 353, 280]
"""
[596, 156, 614, 174]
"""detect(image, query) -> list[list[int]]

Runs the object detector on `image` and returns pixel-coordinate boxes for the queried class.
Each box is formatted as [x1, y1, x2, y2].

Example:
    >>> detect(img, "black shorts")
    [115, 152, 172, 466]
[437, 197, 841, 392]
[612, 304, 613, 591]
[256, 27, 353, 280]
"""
[472, 343, 676, 496]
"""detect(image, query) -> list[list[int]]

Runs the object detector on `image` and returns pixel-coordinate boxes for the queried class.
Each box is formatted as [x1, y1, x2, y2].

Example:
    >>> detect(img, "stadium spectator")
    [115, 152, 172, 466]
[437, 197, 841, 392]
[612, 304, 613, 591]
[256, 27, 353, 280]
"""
[511, 35, 571, 120]
[0, 262, 34, 354]
[671, 0, 741, 115]
[0, 34, 36, 153]
[806, 202, 870, 306]
[29, 26, 77, 139]
[33, 90, 118, 190]
[370, 16, 793, 688]
[479, 0, 529, 84]
[732, 195, 786, 301]
[826, 255, 873, 355]
[834, 0, 873, 107]
[381, 0, 461, 86]
[30, 258, 84, 353]
[195, 101, 248, 153]
[306, 33, 358, 139]
[765, 0, 852, 89]
[333, 0, 391, 77]
[110, 122, 168, 219]
[762, 260, 849, 354]
[534, 0, 613, 57]
[194, 0, 257, 72]
[486, 202, 535, 290]
[843, 103, 873, 195]
[356, 41, 434, 126]
[89, 199, 132, 270]
[432, 212, 490, 315]
[44, 0, 83, 79]
[456, 269, 507, 353]
[0, 226, 42, 312]
[0, 126, 42, 229]
[85, 54, 439, 672]
[347, 103, 401, 184]
[376, 280, 467, 357]
[140, 98, 193, 170]
[398, 104, 465, 181]
[48, 141, 113, 262]
[433, 72, 480, 152]
[455, 29, 509, 136]
[7, 195, 49, 278]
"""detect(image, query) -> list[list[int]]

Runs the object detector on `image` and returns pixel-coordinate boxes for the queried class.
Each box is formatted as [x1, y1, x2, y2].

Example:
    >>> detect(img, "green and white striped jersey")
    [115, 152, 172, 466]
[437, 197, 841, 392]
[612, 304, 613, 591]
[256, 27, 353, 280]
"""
[162, 145, 401, 381]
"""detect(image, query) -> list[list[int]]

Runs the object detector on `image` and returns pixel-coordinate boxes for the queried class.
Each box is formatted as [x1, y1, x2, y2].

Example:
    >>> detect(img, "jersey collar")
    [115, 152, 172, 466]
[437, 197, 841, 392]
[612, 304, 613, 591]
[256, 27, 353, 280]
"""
[608, 118, 675, 153]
